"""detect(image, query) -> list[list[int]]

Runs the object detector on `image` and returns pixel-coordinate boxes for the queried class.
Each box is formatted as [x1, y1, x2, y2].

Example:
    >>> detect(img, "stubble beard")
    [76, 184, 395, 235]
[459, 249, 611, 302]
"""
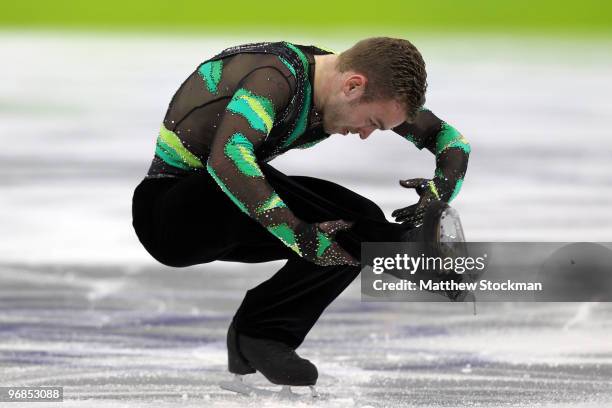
[321, 105, 344, 135]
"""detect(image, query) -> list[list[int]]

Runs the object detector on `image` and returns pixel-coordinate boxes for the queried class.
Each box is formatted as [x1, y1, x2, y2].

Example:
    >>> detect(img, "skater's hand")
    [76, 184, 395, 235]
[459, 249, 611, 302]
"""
[392, 178, 440, 228]
[312, 220, 360, 267]
[317, 219, 353, 236]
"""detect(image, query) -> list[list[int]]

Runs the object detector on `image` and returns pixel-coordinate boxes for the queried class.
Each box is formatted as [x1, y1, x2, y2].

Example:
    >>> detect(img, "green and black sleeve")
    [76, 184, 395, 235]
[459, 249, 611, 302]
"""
[204, 58, 355, 266]
[392, 107, 471, 202]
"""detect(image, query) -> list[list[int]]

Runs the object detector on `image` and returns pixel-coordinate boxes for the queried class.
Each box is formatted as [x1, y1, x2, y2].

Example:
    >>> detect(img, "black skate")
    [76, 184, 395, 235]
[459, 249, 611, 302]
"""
[401, 201, 480, 308]
[226, 322, 256, 375]
[220, 323, 321, 399]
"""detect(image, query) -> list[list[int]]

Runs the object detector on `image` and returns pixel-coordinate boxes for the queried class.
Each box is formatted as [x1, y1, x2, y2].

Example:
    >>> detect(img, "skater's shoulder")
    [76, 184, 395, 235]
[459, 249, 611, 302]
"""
[224, 52, 297, 88]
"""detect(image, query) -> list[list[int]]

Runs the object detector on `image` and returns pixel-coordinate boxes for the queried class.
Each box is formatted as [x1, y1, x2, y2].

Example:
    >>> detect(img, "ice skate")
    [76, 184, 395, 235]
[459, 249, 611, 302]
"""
[226, 322, 256, 375]
[220, 323, 321, 400]
[400, 201, 481, 304]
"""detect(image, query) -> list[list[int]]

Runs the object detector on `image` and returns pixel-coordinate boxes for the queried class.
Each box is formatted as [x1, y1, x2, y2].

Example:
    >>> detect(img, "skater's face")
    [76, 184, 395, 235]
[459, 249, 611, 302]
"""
[322, 73, 407, 139]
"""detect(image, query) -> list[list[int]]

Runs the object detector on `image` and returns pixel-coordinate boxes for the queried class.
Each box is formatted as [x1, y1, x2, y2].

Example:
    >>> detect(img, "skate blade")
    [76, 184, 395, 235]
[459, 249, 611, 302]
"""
[439, 206, 465, 243]
[220, 377, 325, 401]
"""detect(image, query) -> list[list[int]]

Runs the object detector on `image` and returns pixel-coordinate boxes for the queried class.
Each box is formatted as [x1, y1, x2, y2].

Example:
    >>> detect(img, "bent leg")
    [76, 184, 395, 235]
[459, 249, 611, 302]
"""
[233, 163, 405, 347]
[233, 257, 360, 349]
[133, 164, 404, 347]
[132, 163, 403, 267]
[132, 173, 295, 268]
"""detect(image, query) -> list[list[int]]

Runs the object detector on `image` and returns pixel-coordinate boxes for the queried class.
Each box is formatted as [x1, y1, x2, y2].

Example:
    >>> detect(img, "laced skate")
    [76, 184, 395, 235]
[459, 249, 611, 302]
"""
[220, 323, 322, 400]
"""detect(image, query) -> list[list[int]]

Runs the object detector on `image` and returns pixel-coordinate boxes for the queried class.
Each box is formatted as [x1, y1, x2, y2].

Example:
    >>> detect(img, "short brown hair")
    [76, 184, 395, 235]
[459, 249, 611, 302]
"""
[337, 37, 427, 122]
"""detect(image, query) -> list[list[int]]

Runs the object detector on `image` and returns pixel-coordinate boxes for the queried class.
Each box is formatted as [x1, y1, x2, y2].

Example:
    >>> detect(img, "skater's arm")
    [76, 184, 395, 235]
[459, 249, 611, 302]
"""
[392, 108, 470, 202]
[205, 63, 357, 266]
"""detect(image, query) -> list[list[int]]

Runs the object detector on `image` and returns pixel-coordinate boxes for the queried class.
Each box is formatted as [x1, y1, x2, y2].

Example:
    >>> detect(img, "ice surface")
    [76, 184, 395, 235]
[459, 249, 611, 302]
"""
[1, 32, 611, 407]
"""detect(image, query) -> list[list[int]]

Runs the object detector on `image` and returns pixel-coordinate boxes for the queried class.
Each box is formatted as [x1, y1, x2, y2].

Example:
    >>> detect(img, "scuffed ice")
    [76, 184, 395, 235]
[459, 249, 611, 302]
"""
[1, 32, 612, 407]
[2, 263, 612, 407]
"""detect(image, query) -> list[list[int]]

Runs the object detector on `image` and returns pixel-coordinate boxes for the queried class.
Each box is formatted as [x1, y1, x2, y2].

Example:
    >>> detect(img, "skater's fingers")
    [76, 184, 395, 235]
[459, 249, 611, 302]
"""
[397, 206, 426, 225]
[317, 219, 354, 235]
[392, 211, 408, 222]
[392, 204, 419, 220]
[392, 206, 411, 218]
[401, 210, 426, 229]
[396, 214, 420, 224]
[333, 219, 354, 231]
[395, 214, 410, 223]
[399, 178, 428, 190]
[392, 204, 416, 217]
[391, 206, 409, 218]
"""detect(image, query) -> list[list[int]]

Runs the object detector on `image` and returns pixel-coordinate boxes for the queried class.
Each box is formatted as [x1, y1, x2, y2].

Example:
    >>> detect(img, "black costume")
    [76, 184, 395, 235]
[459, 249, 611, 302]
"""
[132, 42, 470, 347]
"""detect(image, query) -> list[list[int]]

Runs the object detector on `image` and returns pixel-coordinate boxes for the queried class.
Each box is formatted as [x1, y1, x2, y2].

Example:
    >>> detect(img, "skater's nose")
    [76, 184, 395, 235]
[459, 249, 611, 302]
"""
[358, 126, 375, 140]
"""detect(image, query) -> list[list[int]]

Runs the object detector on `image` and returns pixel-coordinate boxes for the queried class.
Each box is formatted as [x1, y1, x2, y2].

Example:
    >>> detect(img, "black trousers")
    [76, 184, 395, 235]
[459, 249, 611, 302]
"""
[132, 163, 405, 348]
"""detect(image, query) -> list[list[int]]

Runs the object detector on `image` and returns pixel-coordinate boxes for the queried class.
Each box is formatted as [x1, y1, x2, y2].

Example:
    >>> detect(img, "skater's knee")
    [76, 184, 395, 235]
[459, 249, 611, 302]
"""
[154, 254, 190, 268]
[144, 245, 188, 267]
[151, 238, 222, 267]
[147, 240, 197, 267]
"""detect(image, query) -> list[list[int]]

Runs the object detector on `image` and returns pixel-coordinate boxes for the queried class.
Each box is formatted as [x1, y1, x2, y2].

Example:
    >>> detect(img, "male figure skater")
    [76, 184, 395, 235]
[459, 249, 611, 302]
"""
[131, 38, 470, 392]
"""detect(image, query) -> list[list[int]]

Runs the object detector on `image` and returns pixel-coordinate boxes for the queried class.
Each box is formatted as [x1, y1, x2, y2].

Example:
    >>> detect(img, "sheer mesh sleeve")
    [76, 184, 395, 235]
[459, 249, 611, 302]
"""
[392, 108, 471, 202]
[205, 65, 349, 265]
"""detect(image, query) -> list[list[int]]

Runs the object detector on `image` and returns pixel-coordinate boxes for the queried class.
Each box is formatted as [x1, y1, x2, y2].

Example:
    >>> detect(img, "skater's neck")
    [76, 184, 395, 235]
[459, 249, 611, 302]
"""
[313, 54, 339, 113]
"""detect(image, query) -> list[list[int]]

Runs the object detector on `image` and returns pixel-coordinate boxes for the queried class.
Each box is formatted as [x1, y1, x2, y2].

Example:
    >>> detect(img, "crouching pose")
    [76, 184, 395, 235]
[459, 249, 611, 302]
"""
[131, 37, 470, 396]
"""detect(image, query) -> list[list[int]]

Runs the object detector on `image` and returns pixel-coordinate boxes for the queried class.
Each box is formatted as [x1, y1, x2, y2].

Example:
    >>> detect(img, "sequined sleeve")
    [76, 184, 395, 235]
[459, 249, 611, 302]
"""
[392, 108, 471, 202]
[205, 66, 342, 264]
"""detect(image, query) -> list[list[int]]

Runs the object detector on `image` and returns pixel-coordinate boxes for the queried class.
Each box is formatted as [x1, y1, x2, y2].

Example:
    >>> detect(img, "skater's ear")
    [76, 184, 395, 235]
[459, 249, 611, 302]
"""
[342, 73, 367, 102]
